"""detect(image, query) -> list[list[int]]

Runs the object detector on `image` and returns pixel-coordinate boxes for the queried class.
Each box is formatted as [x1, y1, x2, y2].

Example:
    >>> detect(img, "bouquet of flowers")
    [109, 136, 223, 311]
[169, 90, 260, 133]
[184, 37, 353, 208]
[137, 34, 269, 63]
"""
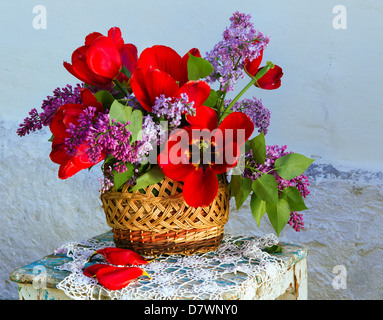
[18, 12, 313, 236]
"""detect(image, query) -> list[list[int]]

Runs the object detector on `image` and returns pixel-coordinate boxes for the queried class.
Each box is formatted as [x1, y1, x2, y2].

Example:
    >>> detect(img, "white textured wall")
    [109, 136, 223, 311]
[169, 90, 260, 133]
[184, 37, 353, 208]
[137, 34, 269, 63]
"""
[1, 0, 383, 299]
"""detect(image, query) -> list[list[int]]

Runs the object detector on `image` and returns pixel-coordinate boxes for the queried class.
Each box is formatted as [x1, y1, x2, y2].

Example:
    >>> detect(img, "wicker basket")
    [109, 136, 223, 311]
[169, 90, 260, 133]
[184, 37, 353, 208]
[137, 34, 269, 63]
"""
[101, 176, 230, 256]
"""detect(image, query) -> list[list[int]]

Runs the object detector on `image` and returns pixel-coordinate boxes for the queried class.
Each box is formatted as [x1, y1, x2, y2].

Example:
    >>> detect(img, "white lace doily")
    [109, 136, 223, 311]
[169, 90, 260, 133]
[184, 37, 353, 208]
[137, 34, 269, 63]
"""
[55, 234, 289, 300]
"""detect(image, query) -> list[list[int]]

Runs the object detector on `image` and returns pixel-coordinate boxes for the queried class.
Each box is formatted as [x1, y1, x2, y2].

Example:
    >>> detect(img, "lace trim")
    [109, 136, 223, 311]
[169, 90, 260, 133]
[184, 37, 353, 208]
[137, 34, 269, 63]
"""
[55, 234, 289, 300]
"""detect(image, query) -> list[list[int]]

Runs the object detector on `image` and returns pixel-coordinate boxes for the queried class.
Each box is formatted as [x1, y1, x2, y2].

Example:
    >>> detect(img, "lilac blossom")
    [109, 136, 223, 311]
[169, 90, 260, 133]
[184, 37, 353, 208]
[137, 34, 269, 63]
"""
[244, 145, 310, 232]
[64, 107, 138, 174]
[17, 84, 85, 136]
[228, 97, 271, 135]
[205, 11, 270, 92]
[89, 116, 137, 173]
[152, 93, 196, 128]
[136, 114, 167, 162]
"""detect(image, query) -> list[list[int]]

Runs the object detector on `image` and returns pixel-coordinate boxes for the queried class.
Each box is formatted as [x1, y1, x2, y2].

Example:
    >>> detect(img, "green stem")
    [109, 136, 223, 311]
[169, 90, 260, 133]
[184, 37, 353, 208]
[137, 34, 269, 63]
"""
[245, 165, 265, 175]
[217, 90, 227, 120]
[219, 61, 275, 123]
[113, 79, 129, 97]
[265, 168, 276, 175]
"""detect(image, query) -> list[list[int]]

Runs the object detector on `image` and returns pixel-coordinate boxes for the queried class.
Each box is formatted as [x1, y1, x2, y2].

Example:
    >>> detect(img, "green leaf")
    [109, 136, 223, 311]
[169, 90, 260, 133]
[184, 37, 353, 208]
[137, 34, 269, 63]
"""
[121, 65, 131, 78]
[130, 166, 164, 191]
[187, 53, 214, 80]
[126, 109, 143, 143]
[229, 174, 242, 198]
[112, 163, 135, 190]
[252, 174, 279, 204]
[234, 177, 252, 210]
[275, 153, 315, 180]
[203, 90, 218, 108]
[266, 198, 291, 236]
[109, 100, 143, 143]
[250, 193, 267, 227]
[244, 140, 251, 154]
[249, 132, 266, 164]
[264, 245, 282, 254]
[94, 90, 115, 110]
[280, 186, 308, 212]
[109, 100, 132, 125]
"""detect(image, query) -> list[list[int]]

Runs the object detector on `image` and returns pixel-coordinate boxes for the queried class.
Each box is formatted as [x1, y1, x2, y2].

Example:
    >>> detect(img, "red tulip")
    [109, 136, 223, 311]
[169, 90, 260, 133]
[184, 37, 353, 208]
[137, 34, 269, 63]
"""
[256, 65, 283, 89]
[158, 106, 254, 207]
[136, 45, 201, 86]
[130, 45, 208, 112]
[49, 88, 105, 179]
[117, 43, 138, 89]
[244, 49, 283, 90]
[88, 247, 148, 266]
[64, 27, 138, 87]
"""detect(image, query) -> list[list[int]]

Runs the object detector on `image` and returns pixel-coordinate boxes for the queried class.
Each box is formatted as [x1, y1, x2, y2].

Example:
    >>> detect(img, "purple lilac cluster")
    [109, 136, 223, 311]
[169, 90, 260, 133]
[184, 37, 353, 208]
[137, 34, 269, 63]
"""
[205, 11, 270, 92]
[136, 114, 167, 162]
[96, 114, 166, 192]
[17, 84, 85, 136]
[98, 166, 114, 193]
[65, 107, 167, 176]
[65, 108, 138, 174]
[244, 145, 310, 232]
[152, 93, 196, 128]
[65, 107, 98, 157]
[228, 97, 271, 135]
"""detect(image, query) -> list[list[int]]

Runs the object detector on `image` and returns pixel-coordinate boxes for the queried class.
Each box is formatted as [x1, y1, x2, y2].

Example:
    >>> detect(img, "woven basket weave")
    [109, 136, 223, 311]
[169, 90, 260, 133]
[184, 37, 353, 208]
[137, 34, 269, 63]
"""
[101, 176, 230, 256]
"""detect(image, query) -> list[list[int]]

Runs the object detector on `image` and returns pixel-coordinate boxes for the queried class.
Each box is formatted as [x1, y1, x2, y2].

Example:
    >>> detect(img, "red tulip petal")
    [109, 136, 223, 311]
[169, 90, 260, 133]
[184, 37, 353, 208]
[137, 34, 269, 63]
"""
[50, 149, 70, 166]
[96, 267, 148, 291]
[72, 144, 104, 170]
[50, 103, 86, 138]
[210, 141, 240, 174]
[183, 167, 218, 208]
[175, 80, 211, 110]
[63, 61, 80, 81]
[186, 105, 218, 131]
[86, 37, 122, 79]
[83, 264, 118, 278]
[121, 43, 138, 74]
[49, 108, 66, 138]
[107, 27, 124, 52]
[158, 129, 196, 181]
[244, 50, 264, 77]
[146, 69, 179, 104]
[62, 107, 85, 127]
[84, 32, 103, 46]
[94, 247, 148, 266]
[159, 161, 196, 182]
[69, 46, 113, 86]
[80, 88, 103, 113]
[137, 45, 184, 83]
[49, 137, 69, 165]
[257, 65, 283, 90]
[130, 68, 151, 111]
[218, 112, 254, 147]
[58, 158, 82, 179]
[130, 68, 179, 111]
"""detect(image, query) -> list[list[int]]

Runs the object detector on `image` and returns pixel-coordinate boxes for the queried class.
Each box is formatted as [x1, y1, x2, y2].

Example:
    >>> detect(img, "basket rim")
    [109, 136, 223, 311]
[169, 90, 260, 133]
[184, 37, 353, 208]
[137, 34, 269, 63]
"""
[101, 176, 228, 203]
[101, 176, 230, 233]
